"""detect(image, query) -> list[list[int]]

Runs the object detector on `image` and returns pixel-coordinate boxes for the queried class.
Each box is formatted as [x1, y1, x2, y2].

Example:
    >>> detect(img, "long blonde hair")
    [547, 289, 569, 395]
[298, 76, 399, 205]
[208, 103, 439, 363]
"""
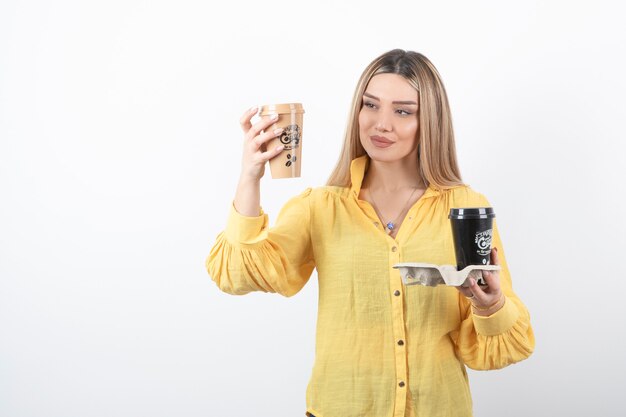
[326, 49, 464, 189]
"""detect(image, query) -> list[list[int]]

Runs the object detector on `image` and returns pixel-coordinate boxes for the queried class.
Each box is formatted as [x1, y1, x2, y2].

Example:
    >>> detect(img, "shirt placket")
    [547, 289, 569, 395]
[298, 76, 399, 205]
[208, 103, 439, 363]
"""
[388, 240, 408, 417]
[355, 193, 410, 417]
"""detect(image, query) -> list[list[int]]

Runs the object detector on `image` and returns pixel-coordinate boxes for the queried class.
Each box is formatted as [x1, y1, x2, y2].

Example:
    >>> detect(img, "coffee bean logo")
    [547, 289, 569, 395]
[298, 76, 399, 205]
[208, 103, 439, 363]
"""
[279, 124, 301, 150]
[285, 153, 297, 167]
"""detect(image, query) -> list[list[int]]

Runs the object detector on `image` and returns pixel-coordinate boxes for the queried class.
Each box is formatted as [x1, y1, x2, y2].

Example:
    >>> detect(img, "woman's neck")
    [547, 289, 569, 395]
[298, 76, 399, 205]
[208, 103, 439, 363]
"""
[363, 157, 425, 192]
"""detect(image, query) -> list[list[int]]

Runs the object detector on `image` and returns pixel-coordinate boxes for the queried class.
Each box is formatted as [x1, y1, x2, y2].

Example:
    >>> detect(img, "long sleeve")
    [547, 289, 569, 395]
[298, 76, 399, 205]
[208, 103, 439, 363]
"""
[450, 196, 535, 370]
[206, 188, 315, 297]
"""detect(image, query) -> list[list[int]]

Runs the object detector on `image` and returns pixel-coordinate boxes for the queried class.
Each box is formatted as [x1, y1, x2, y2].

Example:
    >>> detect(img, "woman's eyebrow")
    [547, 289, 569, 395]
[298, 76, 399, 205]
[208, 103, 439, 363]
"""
[363, 92, 417, 105]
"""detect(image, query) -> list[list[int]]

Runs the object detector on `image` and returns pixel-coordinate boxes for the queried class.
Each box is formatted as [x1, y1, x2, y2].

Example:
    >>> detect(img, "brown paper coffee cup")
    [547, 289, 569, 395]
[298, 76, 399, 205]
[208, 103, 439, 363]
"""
[259, 103, 305, 179]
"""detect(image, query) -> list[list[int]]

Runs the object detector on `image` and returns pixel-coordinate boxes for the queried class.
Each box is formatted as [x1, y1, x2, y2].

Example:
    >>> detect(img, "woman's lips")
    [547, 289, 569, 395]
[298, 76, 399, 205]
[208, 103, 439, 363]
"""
[370, 135, 394, 148]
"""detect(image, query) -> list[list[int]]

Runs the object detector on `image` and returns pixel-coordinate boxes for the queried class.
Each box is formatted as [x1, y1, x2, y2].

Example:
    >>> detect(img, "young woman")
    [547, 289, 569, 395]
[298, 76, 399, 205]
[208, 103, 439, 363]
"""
[207, 49, 534, 417]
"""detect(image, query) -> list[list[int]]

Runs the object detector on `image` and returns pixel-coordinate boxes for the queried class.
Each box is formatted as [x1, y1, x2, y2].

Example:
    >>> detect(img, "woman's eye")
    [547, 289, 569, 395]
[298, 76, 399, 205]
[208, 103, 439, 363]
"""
[363, 101, 376, 109]
[396, 109, 412, 116]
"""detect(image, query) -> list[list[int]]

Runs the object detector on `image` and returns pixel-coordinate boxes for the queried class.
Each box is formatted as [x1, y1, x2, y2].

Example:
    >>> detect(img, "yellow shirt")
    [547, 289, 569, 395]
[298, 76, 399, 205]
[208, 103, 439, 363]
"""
[206, 155, 534, 417]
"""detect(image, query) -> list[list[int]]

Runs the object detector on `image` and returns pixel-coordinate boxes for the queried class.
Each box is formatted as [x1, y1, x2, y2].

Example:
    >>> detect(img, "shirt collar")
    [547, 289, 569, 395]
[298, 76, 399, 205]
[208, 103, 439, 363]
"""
[349, 155, 369, 196]
[349, 155, 441, 199]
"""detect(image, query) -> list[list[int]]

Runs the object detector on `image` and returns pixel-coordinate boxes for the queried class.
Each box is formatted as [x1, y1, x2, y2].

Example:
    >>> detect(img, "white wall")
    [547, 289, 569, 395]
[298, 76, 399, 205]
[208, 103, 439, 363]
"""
[1, 1, 624, 416]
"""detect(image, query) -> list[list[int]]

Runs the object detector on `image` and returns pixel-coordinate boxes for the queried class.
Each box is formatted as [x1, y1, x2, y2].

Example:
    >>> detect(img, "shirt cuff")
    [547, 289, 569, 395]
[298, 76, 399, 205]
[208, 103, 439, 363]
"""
[225, 202, 269, 245]
[472, 297, 520, 336]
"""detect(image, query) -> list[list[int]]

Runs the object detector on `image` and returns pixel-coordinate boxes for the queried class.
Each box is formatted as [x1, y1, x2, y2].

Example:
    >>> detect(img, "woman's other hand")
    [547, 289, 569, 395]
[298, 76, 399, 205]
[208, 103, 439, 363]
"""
[456, 248, 505, 316]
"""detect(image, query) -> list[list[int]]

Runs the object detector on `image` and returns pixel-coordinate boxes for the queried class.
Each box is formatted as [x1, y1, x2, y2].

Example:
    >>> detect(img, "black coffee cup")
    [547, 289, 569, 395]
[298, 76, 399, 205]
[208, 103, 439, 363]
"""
[449, 208, 496, 284]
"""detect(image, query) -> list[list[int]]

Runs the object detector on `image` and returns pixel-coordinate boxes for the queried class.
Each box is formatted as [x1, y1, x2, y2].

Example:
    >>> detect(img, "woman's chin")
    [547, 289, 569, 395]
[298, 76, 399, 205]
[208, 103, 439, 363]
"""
[365, 149, 409, 163]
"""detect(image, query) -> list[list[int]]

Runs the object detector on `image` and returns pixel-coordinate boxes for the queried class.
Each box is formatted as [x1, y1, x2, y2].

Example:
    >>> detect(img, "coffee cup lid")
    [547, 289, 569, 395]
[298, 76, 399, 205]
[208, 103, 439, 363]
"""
[448, 207, 495, 219]
[259, 103, 305, 116]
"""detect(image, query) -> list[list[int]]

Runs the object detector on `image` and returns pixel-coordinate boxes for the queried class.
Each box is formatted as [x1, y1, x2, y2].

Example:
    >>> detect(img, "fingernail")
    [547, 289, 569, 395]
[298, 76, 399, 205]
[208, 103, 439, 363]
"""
[273, 128, 284, 135]
[272, 114, 279, 120]
[470, 278, 476, 286]
[275, 145, 284, 152]
[250, 106, 258, 113]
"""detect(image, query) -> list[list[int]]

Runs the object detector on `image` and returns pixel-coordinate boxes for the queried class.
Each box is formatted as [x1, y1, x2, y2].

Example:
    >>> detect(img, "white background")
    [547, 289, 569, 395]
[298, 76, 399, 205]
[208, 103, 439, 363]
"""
[1, 1, 625, 416]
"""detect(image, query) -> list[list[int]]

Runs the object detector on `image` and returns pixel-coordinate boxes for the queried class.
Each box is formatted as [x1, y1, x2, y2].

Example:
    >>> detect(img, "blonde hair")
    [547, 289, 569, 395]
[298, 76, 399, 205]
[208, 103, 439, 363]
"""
[326, 49, 464, 189]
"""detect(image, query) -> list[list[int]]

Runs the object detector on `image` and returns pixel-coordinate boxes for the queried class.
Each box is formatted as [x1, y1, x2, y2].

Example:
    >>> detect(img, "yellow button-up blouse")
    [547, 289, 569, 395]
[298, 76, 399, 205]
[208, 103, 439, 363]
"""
[206, 155, 534, 417]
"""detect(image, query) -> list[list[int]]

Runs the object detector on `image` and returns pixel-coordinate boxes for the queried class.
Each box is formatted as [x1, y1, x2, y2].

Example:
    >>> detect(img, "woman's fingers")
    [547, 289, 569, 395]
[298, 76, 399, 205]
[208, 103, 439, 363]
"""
[467, 278, 491, 305]
[239, 106, 259, 133]
[481, 248, 501, 289]
[455, 285, 474, 299]
[457, 248, 503, 308]
[246, 114, 279, 141]
[258, 143, 285, 162]
[252, 127, 284, 149]
[466, 274, 501, 304]
[238, 108, 283, 182]
[481, 269, 500, 290]
[491, 247, 499, 265]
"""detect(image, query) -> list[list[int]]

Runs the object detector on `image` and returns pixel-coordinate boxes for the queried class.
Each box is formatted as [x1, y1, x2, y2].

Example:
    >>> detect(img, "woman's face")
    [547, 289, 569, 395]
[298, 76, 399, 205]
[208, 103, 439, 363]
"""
[358, 73, 419, 163]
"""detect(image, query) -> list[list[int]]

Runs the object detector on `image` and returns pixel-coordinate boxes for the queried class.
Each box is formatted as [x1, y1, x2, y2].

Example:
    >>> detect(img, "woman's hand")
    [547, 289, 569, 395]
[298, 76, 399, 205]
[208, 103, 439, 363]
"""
[232, 107, 285, 217]
[239, 107, 285, 182]
[456, 248, 505, 316]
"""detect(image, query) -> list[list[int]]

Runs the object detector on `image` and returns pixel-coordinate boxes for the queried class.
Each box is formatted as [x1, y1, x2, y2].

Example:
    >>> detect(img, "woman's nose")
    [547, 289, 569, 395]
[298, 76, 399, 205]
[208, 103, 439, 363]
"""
[375, 114, 392, 132]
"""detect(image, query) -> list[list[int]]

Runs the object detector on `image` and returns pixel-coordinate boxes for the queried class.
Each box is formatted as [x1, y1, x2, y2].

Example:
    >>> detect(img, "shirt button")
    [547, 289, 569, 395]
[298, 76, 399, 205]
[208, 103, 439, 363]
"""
[391, 246, 398, 252]
[374, 222, 379, 227]
[398, 340, 404, 346]
[394, 290, 401, 297]
[399, 381, 405, 387]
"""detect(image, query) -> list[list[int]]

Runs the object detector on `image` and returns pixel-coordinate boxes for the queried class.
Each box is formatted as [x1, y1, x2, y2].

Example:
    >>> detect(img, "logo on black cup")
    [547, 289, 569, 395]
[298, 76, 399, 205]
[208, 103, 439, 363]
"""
[280, 124, 301, 150]
[475, 229, 493, 257]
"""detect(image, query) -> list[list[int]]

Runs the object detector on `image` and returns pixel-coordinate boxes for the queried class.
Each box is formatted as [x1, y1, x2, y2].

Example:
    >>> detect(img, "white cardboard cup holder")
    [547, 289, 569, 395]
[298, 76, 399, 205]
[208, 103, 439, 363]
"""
[393, 263, 501, 287]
